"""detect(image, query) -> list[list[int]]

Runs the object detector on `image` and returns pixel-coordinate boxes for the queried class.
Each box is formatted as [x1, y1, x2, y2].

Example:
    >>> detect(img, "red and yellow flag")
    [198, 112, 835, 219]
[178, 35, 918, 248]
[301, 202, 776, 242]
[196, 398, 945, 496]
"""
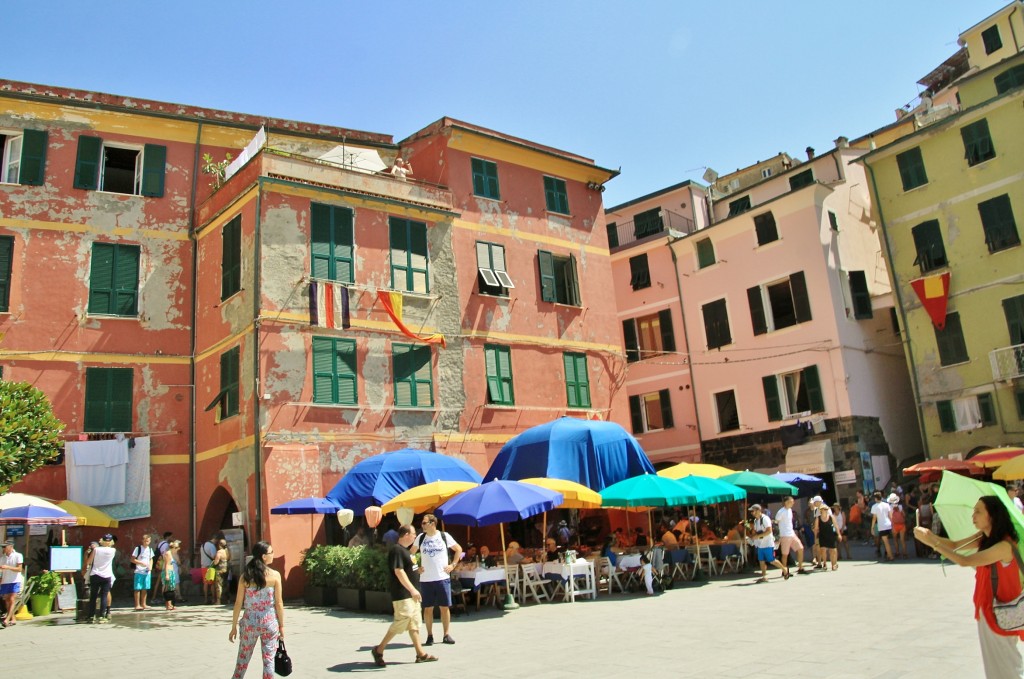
[909, 272, 951, 329]
[376, 291, 446, 348]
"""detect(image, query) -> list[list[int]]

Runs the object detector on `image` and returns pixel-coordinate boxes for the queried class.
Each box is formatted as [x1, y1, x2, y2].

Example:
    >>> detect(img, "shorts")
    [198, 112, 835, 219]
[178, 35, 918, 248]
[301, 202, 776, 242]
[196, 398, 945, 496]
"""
[893, 525, 906, 535]
[387, 597, 422, 635]
[756, 547, 776, 563]
[878, 529, 893, 538]
[779, 536, 804, 555]
[0, 583, 21, 595]
[134, 572, 152, 591]
[420, 579, 452, 608]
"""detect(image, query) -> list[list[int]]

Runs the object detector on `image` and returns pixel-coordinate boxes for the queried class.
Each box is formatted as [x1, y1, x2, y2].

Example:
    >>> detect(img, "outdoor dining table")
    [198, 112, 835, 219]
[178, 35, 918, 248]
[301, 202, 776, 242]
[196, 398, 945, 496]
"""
[538, 559, 596, 602]
[456, 565, 507, 609]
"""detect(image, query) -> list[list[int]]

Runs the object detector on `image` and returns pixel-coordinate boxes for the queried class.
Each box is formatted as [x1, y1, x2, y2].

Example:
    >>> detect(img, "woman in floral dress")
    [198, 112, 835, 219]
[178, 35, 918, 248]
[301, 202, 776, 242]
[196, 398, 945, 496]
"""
[229, 542, 285, 679]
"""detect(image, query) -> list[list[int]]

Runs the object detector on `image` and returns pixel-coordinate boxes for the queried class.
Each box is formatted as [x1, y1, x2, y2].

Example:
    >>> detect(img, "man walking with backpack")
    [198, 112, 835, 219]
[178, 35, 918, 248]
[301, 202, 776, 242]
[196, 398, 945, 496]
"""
[130, 534, 156, 610]
[410, 514, 463, 646]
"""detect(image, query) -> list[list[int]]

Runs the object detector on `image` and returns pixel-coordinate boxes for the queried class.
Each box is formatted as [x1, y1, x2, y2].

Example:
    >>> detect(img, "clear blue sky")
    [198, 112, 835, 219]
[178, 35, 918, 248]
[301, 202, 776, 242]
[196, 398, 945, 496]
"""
[5, 1, 1006, 206]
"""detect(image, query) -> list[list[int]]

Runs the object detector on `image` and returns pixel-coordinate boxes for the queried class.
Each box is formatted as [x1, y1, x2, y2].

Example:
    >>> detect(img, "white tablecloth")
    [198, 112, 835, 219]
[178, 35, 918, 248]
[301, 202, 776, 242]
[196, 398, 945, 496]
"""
[455, 566, 507, 589]
[616, 553, 642, 570]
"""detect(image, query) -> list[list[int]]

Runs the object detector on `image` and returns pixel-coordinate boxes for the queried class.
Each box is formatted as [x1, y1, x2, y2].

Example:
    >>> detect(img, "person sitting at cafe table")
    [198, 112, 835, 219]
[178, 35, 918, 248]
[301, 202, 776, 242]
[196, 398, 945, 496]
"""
[461, 545, 477, 563]
[544, 538, 562, 562]
[661, 526, 679, 548]
[634, 527, 649, 547]
[478, 545, 497, 568]
[725, 522, 745, 542]
[505, 542, 525, 565]
[700, 523, 719, 542]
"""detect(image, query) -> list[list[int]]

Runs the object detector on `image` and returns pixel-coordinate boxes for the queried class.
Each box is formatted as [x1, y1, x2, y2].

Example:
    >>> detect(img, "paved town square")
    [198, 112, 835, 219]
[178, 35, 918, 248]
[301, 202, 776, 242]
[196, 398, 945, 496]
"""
[5, 548, 987, 678]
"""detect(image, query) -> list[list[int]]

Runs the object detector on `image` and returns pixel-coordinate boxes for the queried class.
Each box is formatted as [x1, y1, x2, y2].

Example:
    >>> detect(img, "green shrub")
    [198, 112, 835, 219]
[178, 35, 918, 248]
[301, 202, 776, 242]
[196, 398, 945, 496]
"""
[301, 544, 389, 591]
[28, 570, 62, 597]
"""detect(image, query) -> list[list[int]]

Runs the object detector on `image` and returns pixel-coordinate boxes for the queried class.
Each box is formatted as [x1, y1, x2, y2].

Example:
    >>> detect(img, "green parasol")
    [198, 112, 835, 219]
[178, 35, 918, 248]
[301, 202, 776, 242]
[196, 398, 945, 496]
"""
[934, 470, 1024, 555]
[718, 471, 798, 497]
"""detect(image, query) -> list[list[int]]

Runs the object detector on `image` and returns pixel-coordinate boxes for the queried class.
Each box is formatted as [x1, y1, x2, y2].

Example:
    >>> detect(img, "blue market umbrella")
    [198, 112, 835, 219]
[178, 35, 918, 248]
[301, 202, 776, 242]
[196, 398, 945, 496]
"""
[485, 417, 655, 491]
[0, 505, 78, 526]
[437, 480, 563, 527]
[771, 472, 826, 498]
[326, 448, 483, 513]
[269, 497, 342, 515]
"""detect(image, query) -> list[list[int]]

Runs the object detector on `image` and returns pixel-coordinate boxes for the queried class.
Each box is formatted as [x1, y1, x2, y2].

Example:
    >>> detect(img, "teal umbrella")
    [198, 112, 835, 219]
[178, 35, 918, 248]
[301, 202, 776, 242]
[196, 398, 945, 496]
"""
[600, 474, 709, 508]
[675, 475, 747, 505]
[719, 471, 797, 497]
[934, 470, 1024, 555]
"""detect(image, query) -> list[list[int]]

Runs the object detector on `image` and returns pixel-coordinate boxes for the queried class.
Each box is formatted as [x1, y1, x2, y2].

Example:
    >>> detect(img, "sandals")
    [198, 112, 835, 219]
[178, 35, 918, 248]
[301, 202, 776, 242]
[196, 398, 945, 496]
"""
[416, 654, 438, 663]
[371, 647, 386, 667]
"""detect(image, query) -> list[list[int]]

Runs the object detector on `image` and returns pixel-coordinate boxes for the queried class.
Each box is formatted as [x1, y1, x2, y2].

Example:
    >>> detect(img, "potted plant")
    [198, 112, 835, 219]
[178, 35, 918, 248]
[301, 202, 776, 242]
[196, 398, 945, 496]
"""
[28, 570, 62, 616]
[353, 546, 391, 614]
[299, 546, 338, 607]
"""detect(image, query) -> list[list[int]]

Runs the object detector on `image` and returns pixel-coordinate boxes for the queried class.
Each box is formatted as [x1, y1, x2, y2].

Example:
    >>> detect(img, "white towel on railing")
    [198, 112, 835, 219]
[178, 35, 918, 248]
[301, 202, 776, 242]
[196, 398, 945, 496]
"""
[65, 439, 128, 506]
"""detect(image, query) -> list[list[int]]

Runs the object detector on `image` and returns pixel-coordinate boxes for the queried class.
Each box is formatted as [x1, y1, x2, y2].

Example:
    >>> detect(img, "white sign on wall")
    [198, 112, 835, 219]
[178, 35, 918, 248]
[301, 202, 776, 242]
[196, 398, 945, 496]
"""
[834, 470, 857, 485]
[232, 512, 244, 527]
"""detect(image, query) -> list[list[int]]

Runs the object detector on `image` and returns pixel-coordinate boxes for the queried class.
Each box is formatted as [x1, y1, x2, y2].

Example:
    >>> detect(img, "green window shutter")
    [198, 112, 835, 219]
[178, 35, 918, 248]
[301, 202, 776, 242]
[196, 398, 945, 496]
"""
[804, 365, 824, 413]
[703, 299, 730, 350]
[220, 347, 240, 418]
[606, 222, 619, 248]
[848, 271, 873, 319]
[312, 337, 336, 404]
[696, 239, 715, 268]
[109, 368, 134, 431]
[747, 286, 767, 336]
[936, 401, 956, 432]
[978, 393, 997, 426]
[728, 196, 750, 217]
[1016, 390, 1024, 421]
[634, 208, 664, 238]
[911, 220, 947, 272]
[485, 345, 502, 403]
[393, 345, 412, 407]
[141, 144, 166, 197]
[658, 309, 676, 353]
[85, 367, 133, 432]
[485, 345, 513, 405]
[754, 212, 778, 245]
[978, 194, 1020, 252]
[312, 203, 355, 283]
[659, 389, 674, 429]
[334, 206, 355, 283]
[1004, 294, 1024, 345]
[789, 169, 814, 190]
[961, 120, 995, 166]
[563, 353, 578, 408]
[74, 135, 101, 190]
[0, 236, 12, 312]
[538, 250, 556, 302]
[222, 216, 241, 300]
[982, 25, 1003, 54]
[83, 367, 108, 432]
[935, 312, 969, 366]
[574, 353, 590, 408]
[896, 147, 928, 191]
[762, 375, 783, 422]
[622, 320, 640, 363]
[629, 395, 644, 434]
[412, 346, 433, 407]
[497, 346, 513, 404]
[544, 176, 568, 214]
[18, 129, 47, 186]
[629, 254, 650, 290]
[995, 65, 1024, 94]
[88, 243, 115, 314]
[716, 391, 739, 432]
[471, 158, 500, 200]
[566, 254, 581, 306]
[336, 340, 357, 405]
[790, 271, 812, 324]
[311, 202, 333, 279]
[113, 245, 140, 316]
[471, 158, 487, 197]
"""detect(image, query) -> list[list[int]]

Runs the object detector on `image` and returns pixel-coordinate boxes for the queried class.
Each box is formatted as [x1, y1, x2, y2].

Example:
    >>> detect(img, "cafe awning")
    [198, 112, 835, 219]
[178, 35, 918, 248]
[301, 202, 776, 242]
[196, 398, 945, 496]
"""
[785, 440, 834, 475]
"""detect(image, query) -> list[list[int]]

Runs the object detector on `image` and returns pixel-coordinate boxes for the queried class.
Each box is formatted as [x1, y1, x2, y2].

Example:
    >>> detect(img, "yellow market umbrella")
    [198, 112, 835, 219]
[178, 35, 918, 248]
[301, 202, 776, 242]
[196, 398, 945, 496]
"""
[992, 452, 1024, 481]
[380, 481, 479, 514]
[519, 478, 603, 509]
[57, 500, 120, 528]
[658, 462, 736, 480]
[971, 447, 1024, 469]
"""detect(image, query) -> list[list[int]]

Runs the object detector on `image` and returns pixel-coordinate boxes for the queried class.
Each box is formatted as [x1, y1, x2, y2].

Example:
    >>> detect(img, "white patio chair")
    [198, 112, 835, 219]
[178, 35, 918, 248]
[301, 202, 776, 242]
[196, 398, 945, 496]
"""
[503, 564, 521, 602]
[520, 563, 550, 604]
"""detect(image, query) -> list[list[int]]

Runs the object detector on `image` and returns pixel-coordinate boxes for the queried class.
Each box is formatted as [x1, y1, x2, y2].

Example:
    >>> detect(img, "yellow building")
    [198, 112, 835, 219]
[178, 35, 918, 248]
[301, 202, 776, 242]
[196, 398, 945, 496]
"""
[861, 3, 1024, 459]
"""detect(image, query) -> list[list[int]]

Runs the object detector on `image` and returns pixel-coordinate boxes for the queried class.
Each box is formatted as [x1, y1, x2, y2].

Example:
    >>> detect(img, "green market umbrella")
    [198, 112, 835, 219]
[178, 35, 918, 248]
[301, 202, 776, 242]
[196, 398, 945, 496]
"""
[934, 470, 1024, 554]
[718, 471, 797, 497]
[600, 474, 708, 508]
[675, 475, 747, 505]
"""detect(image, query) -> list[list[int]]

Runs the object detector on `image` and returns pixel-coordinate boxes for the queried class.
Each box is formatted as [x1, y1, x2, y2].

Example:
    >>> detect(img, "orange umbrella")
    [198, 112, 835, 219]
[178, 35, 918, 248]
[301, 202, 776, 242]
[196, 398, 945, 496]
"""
[903, 459, 982, 476]
[969, 447, 1024, 469]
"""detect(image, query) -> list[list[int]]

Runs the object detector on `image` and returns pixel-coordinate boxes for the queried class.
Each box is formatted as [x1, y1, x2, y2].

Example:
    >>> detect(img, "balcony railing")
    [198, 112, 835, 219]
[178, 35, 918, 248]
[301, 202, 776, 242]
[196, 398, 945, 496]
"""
[608, 209, 696, 250]
[990, 343, 1024, 381]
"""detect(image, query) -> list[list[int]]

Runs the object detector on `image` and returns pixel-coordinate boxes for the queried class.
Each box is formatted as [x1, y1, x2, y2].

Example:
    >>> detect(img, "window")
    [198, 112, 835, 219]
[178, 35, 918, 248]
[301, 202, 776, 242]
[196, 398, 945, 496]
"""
[221, 215, 242, 300]
[982, 24, 1003, 54]
[728, 196, 751, 217]
[629, 390, 673, 433]
[0, 129, 46, 186]
[537, 250, 580, 305]
[73, 136, 165, 197]
[896, 147, 928, 191]
[828, 211, 840, 231]
[84, 367, 133, 432]
[633, 208, 664, 239]
[936, 401, 956, 433]
[714, 390, 739, 432]
[543, 176, 569, 214]
[696, 238, 715, 269]
[978, 393, 997, 426]
[88, 243, 140, 316]
[484, 344, 514, 405]
[606, 221, 619, 249]
[476, 241, 514, 296]
[978, 194, 1020, 253]
[848, 271, 873, 320]
[219, 347, 240, 419]
[789, 169, 814, 190]
[762, 365, 824, 421]
[563, 352, 591, 408]
[747, 271, 811, 335]
[471, 158, 500, 200]
[935, 312, 969, 366]
[0, 236, 11, 312]
[702, 298, 732, 350]
[961, 120, 996, 166]
[389, 217, 429, 293]
[629, 254, 651, 290]
[393, 343, 433, 407]
[995, 64, 1024, 94]
[1005, 294, 1024, 346]
[311, 203, 354, 283]
[753, 212, 778, 245]
[761, 168, 772, 179]
[911, 220, 948, 273]
[937, 394, 998, 431]
[622, 309, 675, 363]
[312, 336, 357, 405]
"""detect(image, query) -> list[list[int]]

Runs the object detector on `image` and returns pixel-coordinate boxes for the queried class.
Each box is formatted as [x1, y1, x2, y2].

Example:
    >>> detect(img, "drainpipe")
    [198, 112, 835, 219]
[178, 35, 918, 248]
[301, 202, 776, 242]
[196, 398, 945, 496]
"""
[187, 121, 203, 553]
[252, 179, 264, 542]
[667, 237, 705, 452]
[1010, 3, 1020, 52]
[865, 163, 930, 459]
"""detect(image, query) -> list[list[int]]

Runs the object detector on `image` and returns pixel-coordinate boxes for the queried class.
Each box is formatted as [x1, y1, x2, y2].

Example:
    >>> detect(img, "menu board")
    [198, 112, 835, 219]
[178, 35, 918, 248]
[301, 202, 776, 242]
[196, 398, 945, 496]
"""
[50, 546, 83, 572]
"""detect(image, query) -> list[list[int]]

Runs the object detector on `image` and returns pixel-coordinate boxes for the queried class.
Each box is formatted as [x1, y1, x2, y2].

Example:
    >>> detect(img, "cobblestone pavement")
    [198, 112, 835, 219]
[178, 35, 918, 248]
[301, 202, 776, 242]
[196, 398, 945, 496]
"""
[3, 545, 987, 678]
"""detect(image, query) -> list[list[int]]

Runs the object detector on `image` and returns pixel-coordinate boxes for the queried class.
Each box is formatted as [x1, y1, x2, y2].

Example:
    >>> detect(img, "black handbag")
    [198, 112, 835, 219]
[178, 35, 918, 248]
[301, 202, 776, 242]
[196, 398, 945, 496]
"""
[275, 638, 293, 676]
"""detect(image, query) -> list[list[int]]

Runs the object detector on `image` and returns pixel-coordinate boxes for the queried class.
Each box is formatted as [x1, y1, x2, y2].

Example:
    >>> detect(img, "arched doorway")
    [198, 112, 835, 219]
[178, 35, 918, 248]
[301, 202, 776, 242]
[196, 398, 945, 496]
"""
[199, 486, 242, 547]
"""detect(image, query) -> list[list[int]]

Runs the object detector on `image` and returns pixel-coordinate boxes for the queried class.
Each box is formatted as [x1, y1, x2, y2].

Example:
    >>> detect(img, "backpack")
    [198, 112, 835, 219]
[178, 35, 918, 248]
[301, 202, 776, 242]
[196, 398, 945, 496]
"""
[132, 546, 154, 570]
[415, 531, 455, 564]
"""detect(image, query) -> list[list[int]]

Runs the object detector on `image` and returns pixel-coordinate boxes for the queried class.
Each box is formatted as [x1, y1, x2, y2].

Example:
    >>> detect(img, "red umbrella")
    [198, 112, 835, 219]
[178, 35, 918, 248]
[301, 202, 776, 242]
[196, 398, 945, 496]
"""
[968, 447, 1024, 469]
[903, 459, 982, 476]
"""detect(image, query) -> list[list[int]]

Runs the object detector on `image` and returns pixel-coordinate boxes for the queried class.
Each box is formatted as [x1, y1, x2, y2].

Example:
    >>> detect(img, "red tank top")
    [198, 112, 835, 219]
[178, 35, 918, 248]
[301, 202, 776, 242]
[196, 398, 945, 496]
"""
[974, 545, 1024, 639]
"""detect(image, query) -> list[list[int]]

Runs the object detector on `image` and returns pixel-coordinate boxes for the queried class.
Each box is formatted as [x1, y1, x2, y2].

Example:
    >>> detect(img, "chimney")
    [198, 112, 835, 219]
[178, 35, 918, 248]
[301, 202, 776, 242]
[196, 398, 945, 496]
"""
[834, 136, 849, 149]
[805, 146, 815, 160]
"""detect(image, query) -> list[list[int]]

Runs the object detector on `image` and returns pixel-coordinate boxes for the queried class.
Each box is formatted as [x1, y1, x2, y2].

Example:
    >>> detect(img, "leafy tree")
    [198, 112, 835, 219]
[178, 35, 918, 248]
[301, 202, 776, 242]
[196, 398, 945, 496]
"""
[0, 381, 65, 492]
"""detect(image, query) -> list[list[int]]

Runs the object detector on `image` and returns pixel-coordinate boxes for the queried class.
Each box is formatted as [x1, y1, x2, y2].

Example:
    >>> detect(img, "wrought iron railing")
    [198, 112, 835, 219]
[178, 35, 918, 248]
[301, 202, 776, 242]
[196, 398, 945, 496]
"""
[990, 343, 1024, 381]
[608, 209, 696, 249]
